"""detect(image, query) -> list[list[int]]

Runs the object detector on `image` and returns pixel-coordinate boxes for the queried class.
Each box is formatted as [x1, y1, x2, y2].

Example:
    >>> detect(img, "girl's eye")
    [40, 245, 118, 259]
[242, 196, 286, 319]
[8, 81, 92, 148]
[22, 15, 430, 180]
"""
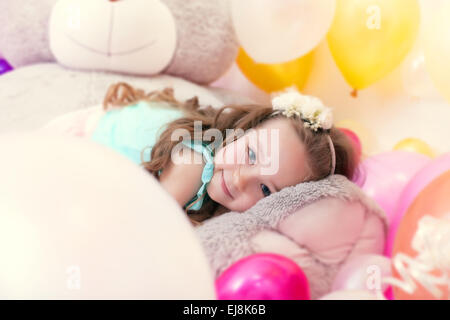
[247, 146, 256, 165]
[261, 184, 271, 197]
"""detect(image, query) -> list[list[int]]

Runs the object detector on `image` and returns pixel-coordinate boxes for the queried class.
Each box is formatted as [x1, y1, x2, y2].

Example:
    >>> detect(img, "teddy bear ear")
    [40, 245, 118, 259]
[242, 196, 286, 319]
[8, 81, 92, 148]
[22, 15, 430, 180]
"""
[0, 0, 58, 67]
[162, 0, 239, 84]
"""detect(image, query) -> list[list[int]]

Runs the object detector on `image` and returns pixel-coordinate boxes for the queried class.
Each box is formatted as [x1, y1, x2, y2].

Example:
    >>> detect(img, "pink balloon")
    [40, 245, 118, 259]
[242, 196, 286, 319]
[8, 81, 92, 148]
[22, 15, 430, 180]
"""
[384, 286, 394, 300]
[356, 152, 429, 229]
[216, 253, 310, 300]
[385, 153, 450, 256]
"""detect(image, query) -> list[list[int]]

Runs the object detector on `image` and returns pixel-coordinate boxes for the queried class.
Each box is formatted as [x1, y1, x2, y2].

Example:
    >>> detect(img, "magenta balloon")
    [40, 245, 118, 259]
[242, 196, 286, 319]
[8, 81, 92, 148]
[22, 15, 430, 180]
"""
[215, 253, 310, 300]
[384, 286, 394, 300]
[338, 128, 362, 160]
[385, 153, 450, 256]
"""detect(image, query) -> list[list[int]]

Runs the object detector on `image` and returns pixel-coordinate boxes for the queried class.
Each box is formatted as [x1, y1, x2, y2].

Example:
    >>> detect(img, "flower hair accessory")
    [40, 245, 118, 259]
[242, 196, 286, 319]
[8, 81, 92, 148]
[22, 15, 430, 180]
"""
[271, 91, 333, 132]
[271, 90, 336, 175]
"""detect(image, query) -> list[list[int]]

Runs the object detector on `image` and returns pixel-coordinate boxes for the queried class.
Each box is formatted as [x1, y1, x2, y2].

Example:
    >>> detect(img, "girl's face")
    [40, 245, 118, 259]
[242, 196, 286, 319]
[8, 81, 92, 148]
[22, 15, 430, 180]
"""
[207, 118, 310, 212]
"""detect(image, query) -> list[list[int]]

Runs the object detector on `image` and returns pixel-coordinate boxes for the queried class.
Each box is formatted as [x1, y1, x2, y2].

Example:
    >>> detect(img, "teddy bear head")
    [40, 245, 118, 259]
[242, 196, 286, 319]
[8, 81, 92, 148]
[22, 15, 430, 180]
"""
[0, 0, 239, 84]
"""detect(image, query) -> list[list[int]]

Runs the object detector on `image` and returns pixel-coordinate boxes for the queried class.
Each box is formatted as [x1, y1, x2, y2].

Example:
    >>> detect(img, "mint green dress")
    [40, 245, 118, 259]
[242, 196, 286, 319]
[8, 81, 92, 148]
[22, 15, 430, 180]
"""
[90, 101, 215, 211]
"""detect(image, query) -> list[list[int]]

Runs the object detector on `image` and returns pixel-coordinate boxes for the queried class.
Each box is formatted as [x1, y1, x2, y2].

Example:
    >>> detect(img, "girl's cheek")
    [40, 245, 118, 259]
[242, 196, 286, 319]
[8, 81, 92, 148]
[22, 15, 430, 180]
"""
[240, 193, 258, 212]
[214, 147, 226, 168]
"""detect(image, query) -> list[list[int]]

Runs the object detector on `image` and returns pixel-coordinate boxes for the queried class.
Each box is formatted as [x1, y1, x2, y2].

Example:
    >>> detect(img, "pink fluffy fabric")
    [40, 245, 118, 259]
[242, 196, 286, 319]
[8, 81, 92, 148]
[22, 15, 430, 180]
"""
[39, 106, 104, 137]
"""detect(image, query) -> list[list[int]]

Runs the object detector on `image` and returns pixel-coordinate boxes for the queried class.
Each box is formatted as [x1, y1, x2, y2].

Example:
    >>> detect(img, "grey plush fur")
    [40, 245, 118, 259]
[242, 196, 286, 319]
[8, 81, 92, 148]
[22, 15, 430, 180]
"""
[196, 174, 388, 299]
[162, 0, 239, 83]
[0, 63, 252, 133]
[0, 0, 57, 66]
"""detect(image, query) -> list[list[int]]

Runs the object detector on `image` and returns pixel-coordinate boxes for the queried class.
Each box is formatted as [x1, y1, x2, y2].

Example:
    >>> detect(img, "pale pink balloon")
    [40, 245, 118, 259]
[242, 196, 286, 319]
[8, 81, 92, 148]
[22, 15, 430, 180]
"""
[332, 254, 392, 294]
[216, 253, 310, 300]
[319, 290, 379, 300]
[356, 151, 430, 231]
[210, 62, 270, 104]
[385, 153, 450, 256]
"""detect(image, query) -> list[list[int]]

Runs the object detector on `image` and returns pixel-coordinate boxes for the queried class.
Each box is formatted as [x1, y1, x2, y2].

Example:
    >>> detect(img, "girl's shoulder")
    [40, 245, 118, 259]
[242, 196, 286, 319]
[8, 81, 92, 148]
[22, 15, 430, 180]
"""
[90, 101, 184, 164]
[103, 100, 184, 121]
[40, 105, 105, 137]
[159, 143, 206, 210]
[180, 140, 215, 211]
[160, 140, 215, 212]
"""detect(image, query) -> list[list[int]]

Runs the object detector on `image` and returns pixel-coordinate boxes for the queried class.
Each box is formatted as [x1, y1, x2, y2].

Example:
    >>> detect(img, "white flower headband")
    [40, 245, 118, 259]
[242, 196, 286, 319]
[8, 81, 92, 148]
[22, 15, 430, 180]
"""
[271, 91, 336, 175]
[272, 91, 333, 132]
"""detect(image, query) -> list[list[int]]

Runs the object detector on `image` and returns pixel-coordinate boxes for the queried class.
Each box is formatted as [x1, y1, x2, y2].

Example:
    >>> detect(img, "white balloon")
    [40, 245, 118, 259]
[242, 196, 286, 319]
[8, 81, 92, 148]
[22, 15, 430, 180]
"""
[231, 0, 336, 64]
[422, 0, 450, 104]
[0, 133, 215, 299]
[401, 0, 443, 100]
[402, 48, 440, 99]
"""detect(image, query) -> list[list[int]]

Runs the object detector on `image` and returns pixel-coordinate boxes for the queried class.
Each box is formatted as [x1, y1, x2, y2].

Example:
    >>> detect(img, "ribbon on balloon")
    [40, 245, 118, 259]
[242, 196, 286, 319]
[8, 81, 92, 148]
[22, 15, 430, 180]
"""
[382, 215, 450, 299]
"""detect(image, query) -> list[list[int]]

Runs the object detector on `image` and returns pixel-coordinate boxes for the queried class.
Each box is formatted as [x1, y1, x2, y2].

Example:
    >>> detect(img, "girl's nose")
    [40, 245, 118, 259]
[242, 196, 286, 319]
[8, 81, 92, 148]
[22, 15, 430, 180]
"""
[233, 165, 253, 192]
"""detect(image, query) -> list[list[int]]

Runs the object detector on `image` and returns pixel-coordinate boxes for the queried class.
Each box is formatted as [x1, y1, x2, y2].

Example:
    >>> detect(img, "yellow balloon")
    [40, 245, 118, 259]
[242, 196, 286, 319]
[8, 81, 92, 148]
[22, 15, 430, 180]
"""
[424, 2, 450, 104]
[236, 47, 313, 93]
[394, 138, 435, 158]
[327, 0, 420, 90]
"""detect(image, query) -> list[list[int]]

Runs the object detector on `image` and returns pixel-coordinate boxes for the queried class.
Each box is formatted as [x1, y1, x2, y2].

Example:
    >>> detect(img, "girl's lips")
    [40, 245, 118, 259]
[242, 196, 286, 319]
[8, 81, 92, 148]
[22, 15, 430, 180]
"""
[221, 170, 233, 199]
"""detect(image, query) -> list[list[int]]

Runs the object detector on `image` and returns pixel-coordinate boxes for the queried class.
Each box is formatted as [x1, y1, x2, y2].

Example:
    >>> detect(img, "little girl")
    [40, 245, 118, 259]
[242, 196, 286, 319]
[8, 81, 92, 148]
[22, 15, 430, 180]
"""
[91, 83, 358, 225]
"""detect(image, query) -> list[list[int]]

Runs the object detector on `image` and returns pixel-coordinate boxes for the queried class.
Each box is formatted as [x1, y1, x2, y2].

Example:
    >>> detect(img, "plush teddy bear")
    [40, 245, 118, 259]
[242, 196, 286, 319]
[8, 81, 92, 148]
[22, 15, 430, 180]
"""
[0, 0, 245, 132]
[0, 0, 388, 299]
[196, 175, 387, 299]
[0, 0, 238, 82]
